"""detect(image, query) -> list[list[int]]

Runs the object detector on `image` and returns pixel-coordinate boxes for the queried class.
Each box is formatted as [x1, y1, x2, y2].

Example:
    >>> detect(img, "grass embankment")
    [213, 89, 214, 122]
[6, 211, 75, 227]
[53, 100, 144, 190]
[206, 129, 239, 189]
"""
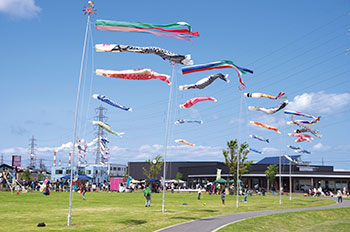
[219, 207, 350, 232]
[0, 191, 334, 231]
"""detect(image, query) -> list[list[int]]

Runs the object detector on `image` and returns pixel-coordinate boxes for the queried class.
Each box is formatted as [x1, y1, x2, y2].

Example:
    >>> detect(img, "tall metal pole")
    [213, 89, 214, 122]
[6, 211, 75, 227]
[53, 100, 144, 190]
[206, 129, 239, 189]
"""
[67, 13, 90, 227]
[279, 155, 282, 205]
[289, 160, 292, 200]
[162, 64, 175, 213]
[236, 92, 243, 208]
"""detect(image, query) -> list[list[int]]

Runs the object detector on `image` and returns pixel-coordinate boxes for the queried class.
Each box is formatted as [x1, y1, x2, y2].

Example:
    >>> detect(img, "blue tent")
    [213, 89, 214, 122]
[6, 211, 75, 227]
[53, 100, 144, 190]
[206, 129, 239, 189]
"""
[146, 178, 160, 182]
[61, 173, 92, 180]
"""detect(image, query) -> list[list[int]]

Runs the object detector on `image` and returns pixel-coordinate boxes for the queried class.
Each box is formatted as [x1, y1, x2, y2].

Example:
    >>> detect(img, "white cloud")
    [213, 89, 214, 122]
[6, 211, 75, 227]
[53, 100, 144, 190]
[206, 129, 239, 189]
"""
[1, 147, 26, 154]
[0, 0, 41, 18]
[312, 143, 331, 151]
[288, 91, 350, 114]
[262, 147, 280, 155]
[189, 108, 201, 119]
[229, 117, 244, 125]
[55, 142, 73, 152]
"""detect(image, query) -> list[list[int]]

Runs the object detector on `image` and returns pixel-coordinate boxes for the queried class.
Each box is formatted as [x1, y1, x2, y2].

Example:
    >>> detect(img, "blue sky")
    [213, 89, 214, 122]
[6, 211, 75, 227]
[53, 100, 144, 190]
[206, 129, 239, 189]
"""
[0, 0, 349, 170]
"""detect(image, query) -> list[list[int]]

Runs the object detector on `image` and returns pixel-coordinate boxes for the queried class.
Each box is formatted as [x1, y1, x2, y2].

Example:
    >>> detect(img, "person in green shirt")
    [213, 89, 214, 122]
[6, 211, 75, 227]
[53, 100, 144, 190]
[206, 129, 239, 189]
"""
[144, 185, 151, 207]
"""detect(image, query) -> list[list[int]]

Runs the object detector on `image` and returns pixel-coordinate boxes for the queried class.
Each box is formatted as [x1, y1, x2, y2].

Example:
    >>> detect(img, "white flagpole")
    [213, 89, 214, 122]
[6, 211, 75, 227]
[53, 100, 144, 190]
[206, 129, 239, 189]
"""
[289, 160, 292, 200]
[67, 12, 90, 227]
[279, 154, 282, 205]
[162, 64, 175, 213]
[236, 91, 243, 208]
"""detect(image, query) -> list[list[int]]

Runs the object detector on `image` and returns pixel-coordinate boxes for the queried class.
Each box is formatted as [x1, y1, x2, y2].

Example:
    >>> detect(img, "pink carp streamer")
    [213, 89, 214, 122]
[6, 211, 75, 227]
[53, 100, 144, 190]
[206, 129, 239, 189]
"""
[180, 97, 217, 109]
[288, 133, 313, 143]
[249, 121, 281, 134]
[175, 139, 195, 146]
[96, 68, 171, 85]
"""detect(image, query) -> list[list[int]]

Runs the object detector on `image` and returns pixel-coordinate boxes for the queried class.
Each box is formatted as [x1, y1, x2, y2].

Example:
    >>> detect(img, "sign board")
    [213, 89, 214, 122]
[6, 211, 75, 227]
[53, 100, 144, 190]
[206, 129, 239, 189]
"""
[298, 166, 315, 172]
[12, 155, 21, 168]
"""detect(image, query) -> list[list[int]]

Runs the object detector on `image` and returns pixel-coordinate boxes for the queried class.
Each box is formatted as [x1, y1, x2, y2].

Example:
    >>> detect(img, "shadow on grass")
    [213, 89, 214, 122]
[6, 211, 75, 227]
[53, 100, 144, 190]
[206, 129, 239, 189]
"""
[169, 216, 198, 220]
[196, 209, 219, 213]
[121, 219, 147, 225]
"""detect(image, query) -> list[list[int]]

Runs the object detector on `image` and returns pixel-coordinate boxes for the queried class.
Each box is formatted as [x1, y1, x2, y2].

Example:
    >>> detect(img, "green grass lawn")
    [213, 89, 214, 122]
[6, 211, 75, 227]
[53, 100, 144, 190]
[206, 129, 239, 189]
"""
[0, 191, 335, 231]
[219, 207, 350, 232]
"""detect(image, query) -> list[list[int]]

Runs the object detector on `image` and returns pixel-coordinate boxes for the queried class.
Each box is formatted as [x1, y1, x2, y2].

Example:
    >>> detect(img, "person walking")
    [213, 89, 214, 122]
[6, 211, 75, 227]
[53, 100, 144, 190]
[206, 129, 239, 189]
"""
[80, 181, 87, 200]
[197, 187, 202, 200]
[144, 185, 151, 207]
[271, 185, 276, 196]
[337, 190, 342, 203]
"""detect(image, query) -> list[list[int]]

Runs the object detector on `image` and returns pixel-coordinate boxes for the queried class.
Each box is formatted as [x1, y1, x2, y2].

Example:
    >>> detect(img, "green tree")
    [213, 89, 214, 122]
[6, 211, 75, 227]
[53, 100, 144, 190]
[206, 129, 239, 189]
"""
[175, 171, 183, 183]
[265, 164, 278, 191]
[223, 139, 252, 186]
[123, 169, 129, 182]
[142, 155, 164, 179]
[20, 169, 32, 181]
[37, 173, 45, 181]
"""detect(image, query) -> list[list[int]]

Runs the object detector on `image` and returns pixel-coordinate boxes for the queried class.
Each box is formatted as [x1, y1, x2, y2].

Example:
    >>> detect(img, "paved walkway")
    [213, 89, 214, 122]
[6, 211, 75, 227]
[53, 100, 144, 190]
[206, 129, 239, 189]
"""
[157, 198, 350, 232]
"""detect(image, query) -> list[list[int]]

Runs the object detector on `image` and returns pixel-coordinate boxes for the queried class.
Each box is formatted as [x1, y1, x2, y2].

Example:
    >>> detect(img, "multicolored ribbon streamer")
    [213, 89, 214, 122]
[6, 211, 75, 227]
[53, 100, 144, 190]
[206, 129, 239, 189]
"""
[181, 60, 252, 88]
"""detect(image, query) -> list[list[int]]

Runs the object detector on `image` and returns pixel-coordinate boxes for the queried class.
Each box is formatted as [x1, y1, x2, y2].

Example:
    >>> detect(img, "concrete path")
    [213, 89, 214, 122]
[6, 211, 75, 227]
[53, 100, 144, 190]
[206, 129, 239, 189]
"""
[157, 198, 350, 232]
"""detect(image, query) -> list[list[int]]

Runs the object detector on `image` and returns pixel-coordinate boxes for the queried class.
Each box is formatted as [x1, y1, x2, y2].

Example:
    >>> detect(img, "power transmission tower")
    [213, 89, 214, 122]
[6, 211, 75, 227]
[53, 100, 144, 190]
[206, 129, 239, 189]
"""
[94, 105, 107, 164]
[0, 154, 3, 165]
[28, 135, 37, 169]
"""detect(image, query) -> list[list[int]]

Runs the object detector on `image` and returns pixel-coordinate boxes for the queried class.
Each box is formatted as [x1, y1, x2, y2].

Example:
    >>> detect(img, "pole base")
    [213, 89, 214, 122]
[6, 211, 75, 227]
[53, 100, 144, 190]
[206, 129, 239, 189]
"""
[67, 215, 71, 226]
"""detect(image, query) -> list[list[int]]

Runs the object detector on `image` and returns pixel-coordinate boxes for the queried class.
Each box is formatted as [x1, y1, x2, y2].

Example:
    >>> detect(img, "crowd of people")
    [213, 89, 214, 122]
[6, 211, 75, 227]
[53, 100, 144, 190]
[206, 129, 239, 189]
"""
[307, 186, 349, 202]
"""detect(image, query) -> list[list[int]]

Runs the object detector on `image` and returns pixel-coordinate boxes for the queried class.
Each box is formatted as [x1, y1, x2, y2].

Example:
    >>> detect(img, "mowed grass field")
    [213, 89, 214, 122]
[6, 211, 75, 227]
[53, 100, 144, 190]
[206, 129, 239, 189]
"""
[219, 207, 350, 232]
[0, 191, 335, 231]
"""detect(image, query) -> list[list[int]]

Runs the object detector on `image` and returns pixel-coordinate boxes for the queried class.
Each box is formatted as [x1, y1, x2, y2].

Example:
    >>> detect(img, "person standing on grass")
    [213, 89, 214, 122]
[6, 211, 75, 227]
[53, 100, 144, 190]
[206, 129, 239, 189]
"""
[198, 186, 202, 200]
[337, 190, 342, 203]
[221, 190, 225, 205]
[80, 181, 87, 200]
[144, 185, 151, 207]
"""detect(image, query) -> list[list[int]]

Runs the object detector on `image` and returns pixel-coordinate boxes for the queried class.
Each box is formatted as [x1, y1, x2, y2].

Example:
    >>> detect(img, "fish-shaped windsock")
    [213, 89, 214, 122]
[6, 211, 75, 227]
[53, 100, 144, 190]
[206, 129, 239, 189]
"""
[179, 73, 229, 90]
[248, 100, 288, 115]
[248, 148, 263, 154]
[92, 121, 124, 137]
[288, 116, 322, 138]
[288, 145, 311, 154]
[93, 94, 132, 112]
[175, 139, 195, 146]
[284, 155, 298, 163]
[249, 134, 269, 143]
[285, 110, 320, 125]
[182, 60, 253, 88]
[180, 97, 217, 109]
[288, 133, 313, 143]
[95, 44, 193, 65]
[250, 121, 281, 134]
[96, 68, 171, 85]
[174, 120, 203, 125]
[244, 92, 285, 100]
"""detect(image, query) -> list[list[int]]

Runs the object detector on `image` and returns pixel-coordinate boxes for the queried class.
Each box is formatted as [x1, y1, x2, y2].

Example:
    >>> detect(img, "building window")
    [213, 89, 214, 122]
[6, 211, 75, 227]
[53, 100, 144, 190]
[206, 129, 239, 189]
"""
[86, 170, 91, 175]
[298, 179, 311, 192]
[113, 167, 116, 171]
[118, 167, 121, 171]
[55, 170, 63, 174]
